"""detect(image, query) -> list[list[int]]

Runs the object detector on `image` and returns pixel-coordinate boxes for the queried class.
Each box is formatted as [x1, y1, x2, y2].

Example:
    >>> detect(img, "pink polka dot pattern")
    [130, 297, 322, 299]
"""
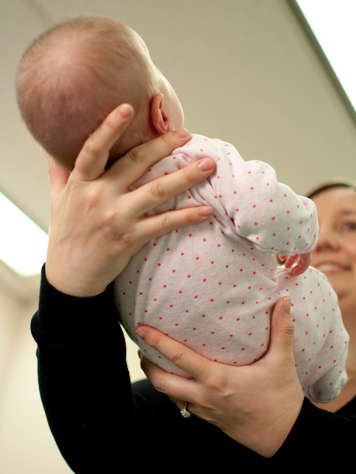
[115, 134, 349, 403]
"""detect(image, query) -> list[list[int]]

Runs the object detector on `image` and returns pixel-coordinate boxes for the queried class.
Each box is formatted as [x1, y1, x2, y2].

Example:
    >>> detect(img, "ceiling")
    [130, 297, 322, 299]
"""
[1, 0, 355, 298]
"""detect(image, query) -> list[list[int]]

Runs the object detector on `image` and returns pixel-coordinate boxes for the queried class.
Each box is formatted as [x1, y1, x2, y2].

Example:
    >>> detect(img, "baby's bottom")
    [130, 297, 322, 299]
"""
[122, 267, 349, 402]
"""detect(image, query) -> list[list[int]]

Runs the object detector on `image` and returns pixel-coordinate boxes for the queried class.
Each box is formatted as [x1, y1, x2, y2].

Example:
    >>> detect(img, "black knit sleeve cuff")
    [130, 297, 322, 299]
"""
[31, 265, 119, 345]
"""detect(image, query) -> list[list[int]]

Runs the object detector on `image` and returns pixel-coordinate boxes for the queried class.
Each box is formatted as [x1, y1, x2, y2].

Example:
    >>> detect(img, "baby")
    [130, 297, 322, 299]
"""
[16, 17, 349, 402]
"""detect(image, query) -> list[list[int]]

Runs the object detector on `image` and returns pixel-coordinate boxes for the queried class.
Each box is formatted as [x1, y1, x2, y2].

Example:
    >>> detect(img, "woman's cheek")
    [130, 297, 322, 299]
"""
[345, 241, 356, 259]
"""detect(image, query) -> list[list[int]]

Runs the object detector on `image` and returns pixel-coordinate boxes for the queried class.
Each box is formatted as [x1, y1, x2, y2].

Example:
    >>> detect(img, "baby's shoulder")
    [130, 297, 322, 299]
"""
[175, 134, 242, 164]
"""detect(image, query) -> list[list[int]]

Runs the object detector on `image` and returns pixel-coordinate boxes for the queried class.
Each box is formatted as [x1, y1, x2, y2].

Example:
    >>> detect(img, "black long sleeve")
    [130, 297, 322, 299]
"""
[31, 269, 137, 472]
[31, 268, 356, 471]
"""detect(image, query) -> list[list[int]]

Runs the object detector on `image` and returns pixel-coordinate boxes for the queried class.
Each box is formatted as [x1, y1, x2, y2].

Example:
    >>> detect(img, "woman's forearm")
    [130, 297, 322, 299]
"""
[32, 269, 137, 472]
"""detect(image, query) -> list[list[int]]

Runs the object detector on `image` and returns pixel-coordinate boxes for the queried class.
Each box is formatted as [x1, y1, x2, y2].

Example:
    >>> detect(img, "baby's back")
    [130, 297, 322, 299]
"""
[115, 135, 349, 403]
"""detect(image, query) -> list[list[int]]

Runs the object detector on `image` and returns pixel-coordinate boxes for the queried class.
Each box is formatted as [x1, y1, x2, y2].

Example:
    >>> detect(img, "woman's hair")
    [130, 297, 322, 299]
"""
[307, 178, 356, 199]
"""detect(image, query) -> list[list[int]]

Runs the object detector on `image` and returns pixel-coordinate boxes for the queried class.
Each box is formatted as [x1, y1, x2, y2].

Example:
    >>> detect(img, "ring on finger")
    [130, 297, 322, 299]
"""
[180, 401, 191, 418]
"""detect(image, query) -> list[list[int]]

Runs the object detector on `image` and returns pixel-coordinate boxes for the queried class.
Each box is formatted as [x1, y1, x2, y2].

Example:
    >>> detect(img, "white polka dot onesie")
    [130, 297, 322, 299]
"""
[115, 134, 349, 403]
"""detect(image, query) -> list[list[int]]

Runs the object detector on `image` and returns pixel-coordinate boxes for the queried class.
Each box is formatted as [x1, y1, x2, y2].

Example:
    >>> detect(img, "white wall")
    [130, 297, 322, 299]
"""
[0, 284, 72, 473]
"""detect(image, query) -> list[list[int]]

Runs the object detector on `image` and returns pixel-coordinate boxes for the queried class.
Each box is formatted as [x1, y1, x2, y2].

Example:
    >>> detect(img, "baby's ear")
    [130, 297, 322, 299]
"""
[150, 93, 170, 134]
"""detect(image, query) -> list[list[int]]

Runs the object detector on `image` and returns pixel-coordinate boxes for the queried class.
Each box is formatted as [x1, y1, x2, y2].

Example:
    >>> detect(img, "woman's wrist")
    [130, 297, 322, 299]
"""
[244, 387, 304, 457]
[44, 262, 107, 297]
[44, 260, 108, 297]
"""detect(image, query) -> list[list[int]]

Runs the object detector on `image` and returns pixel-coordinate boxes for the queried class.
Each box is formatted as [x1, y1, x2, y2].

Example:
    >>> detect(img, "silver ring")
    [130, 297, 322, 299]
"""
[180, 401, 191, 418]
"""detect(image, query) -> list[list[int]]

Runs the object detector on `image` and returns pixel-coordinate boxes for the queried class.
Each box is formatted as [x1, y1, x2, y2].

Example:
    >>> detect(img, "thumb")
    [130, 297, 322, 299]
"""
[268, 297, 295, 361]
[73, 104, 134, 181]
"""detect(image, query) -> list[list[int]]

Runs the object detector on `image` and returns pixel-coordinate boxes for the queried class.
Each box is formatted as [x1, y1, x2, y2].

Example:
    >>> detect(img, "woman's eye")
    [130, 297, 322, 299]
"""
[341, 222, 356, 232]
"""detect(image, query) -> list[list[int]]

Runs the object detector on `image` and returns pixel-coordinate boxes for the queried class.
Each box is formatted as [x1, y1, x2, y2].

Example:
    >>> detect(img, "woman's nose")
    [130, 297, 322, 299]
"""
[314, 226, 340, 252]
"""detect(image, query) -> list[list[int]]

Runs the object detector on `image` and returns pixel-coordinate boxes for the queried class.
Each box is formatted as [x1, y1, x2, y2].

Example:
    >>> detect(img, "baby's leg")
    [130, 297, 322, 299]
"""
[286, 267, 349, 402]
[305, 349, 348, 403]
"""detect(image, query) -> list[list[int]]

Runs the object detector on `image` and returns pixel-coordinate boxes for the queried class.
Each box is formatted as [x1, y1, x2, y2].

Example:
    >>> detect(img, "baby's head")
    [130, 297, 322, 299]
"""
[16, 17, 184, 169]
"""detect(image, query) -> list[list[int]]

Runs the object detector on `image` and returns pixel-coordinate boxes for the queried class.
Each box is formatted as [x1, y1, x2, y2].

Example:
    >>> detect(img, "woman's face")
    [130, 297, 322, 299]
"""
[311, 187, 356, 316]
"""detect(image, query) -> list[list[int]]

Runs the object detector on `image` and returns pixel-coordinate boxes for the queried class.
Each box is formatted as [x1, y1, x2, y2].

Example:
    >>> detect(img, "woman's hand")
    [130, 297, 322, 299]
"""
[136, 297, 304, 458]
[45, 104, 216, 296]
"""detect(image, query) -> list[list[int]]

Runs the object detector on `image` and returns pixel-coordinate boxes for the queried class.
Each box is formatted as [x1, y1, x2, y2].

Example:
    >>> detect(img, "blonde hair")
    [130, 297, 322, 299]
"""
[16, 17, 157, 169]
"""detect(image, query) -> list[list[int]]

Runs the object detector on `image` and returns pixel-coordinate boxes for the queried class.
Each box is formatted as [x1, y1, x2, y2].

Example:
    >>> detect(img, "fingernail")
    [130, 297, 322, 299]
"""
[136, 325, 146, 339]
[118, 104, 133, 118]
[198, 158, 214, 171]
[283, 296, 291, 314]
[198, 206, 213, 217]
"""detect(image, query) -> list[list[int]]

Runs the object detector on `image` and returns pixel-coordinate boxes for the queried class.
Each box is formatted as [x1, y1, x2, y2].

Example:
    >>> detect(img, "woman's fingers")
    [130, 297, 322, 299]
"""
[133, 206, 213, 244]
[139, 355, 198, 402]
[127, 158, 216, 216]
[113, 206, 213, 274]
[72, 104, 134, 181]
[108, 129, 194, 187]
[136, 325, 212, 382]
[266, 297, 295, 362]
